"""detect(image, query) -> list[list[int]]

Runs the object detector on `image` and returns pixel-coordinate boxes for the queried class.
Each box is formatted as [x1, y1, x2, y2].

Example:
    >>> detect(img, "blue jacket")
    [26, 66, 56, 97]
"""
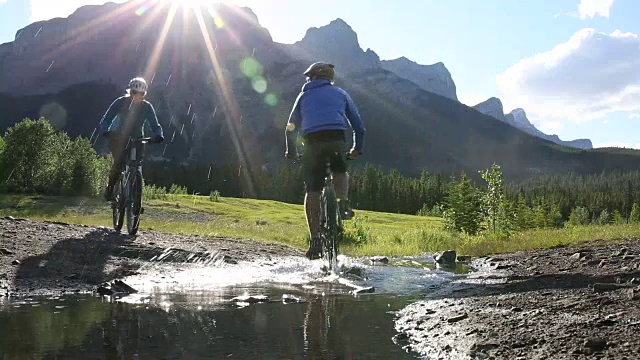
[99, 95, 164, 139]
[286, 80, 365, 154]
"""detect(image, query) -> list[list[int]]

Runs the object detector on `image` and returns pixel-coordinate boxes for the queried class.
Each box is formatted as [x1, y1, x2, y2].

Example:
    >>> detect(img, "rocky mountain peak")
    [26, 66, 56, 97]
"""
[380, 57, 457, 100]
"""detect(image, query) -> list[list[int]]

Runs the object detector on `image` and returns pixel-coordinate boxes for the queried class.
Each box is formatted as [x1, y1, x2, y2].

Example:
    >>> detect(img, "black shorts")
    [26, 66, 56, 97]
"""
[303, 130, 348, 192]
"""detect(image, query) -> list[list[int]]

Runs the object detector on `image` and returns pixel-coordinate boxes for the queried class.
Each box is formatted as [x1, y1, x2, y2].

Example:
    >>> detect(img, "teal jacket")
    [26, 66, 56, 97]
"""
[100, 95, 163, 139]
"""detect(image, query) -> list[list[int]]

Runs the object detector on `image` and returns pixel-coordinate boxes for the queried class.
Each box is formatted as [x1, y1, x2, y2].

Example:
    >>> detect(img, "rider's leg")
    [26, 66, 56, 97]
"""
[328, 142, 354, 220]
[303, 142, 325, 260]
[305, 191, 321, 239]
[332, 172, 349, 200]
[104, 138, 125, 201]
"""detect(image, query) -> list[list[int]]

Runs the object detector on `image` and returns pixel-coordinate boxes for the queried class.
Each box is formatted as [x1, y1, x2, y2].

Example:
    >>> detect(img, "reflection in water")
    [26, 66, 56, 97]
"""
[0, 290, 416, 359]
[0, 296, 110, 360]
[0, 254, 469, 359]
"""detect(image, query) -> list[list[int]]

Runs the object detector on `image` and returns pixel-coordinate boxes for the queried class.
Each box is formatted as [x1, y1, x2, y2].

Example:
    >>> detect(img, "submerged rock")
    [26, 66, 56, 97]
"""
[96, 280, 138, 296]
[434, 250, 456, 265]
[232, 295, 270, 304]
[343, 266, 366, 279]
[352, 286, 375, 295]
[282, 294, 304, 304]
[370, 256, 389, 264]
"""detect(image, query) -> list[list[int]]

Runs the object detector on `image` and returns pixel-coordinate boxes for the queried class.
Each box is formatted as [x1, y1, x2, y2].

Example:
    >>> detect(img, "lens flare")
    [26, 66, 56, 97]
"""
[240, 57, 262, 78]
[251, 77, 267, 94]
[265, 93, 278, 107]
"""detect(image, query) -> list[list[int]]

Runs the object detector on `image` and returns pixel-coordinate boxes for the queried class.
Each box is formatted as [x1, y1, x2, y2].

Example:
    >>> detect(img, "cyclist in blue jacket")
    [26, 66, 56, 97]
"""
[285, 62, 366, 260]
[99, 77, 164, 201]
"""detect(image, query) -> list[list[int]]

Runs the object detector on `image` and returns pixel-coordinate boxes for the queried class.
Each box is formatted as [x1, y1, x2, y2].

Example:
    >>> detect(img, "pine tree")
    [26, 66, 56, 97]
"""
[443, 172, 483, 235]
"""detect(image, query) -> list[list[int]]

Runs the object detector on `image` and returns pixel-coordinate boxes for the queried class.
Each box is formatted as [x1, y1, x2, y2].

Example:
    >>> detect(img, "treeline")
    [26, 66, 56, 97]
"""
[4, 118, 640, 235]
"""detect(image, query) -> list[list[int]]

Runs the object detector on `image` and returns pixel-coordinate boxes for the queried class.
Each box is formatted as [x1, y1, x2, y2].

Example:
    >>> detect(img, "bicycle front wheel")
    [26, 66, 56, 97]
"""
[126, 169, 143, 235]
[321, 186, 339, 268]
[112, 175, 125, 232]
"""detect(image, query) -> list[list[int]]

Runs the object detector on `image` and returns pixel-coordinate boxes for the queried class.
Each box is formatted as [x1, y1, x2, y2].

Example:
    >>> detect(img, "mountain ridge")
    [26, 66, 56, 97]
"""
[0, 2, 631, 180]
[473, 98, 593, 149]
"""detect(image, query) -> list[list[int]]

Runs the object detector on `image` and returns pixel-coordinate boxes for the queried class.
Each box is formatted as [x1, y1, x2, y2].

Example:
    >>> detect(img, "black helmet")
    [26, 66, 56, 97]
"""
[303, 62, 335, 81]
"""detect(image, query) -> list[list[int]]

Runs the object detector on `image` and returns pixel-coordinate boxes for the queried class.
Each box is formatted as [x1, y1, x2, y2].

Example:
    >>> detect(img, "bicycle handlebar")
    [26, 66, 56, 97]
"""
[289, 152, 357, 161]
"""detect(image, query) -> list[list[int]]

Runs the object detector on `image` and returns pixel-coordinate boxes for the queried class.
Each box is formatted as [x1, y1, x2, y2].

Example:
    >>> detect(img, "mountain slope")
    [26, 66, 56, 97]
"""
[0, 2, 635, 181]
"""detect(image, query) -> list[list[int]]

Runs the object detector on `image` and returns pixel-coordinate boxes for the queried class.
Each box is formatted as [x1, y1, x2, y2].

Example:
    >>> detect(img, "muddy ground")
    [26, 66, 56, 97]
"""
[3, 216, 640, 359]
[395, 240, 640, 359]
[0, 216, 302, 296]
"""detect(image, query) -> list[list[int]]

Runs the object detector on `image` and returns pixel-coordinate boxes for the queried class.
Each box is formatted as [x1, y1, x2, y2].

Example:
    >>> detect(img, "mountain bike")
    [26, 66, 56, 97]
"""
[319, 161, 344, 270]
[292, 154, 353, 271]
[112, 137, 151, 235]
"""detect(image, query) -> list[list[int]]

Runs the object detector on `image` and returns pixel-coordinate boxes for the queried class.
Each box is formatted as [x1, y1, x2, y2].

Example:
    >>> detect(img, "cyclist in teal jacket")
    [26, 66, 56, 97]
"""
[285, 62, 366, 260]
[100, 77, 164, 201]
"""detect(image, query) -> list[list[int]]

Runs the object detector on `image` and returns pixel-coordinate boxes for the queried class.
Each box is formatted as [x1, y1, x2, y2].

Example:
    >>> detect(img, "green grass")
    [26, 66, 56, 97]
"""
[2, 194, 640, 257]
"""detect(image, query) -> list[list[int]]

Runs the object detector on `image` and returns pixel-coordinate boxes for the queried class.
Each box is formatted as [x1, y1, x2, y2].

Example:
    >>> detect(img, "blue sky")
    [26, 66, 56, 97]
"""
[1, 0, 638, 148]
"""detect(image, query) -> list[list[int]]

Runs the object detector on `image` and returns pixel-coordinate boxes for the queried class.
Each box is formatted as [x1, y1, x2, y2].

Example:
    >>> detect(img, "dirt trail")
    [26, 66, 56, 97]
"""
[0, 217, 302, 296]
[395, 240, 640, 359]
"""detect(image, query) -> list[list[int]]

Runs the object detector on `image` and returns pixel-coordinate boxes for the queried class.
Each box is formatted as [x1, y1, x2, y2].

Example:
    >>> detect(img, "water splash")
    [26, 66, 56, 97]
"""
[122, 254, 456, 298]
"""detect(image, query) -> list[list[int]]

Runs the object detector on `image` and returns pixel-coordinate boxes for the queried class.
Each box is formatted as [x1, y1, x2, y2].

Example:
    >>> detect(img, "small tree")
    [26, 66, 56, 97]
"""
[595, 209, 611, 225]
[443, 172, 483, 235]
[612, 210, 627, 225]
[0, 135, 5, 159]
[549, 204, 564, 228]
[480, 163, 512, 233]
[630, 203, 640, 224]
[514, 196, 534, 230]
[566, 206, 590, 226]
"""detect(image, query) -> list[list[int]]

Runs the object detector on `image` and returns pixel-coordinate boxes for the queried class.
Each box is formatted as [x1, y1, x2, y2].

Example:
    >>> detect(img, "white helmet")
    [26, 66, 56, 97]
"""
[128, 77, 148, 93]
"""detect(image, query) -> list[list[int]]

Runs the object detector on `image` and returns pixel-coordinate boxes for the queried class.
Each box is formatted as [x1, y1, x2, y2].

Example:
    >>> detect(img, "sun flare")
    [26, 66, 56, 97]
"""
[169, 0, 226, 9]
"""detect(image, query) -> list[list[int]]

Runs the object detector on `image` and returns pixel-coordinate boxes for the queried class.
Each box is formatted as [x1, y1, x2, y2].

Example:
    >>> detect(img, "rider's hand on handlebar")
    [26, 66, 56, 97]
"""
[153, 135, 165, 144]
[347, 148, 362, 160]
[285, 152, 300, 161]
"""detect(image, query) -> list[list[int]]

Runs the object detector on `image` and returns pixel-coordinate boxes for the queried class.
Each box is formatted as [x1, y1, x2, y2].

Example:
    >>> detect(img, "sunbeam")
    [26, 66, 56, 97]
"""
[194, 7, 257, 197]
[142, 3, 178, 82]
[44, 0, 148, 59]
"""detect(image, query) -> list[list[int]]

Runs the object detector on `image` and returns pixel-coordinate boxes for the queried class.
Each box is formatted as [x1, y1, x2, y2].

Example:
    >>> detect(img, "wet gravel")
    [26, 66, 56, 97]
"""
[395, 240, 640, 359]
[0, 217, 302, 297]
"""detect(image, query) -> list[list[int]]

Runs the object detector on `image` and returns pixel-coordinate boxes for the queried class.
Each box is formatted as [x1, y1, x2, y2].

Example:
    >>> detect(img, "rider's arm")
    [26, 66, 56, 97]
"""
[145, 102, 164, 138]
[99, 97, 123, 133]
[285, 93, 303, 156]
[344, 92, 366, 152]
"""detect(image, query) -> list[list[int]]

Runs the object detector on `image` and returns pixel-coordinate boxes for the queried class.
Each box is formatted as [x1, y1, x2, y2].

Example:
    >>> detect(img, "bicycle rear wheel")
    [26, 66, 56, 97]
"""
[321, 185, 339, 269]
[112, 175, 125, 232]
[126, 169, 143, 235]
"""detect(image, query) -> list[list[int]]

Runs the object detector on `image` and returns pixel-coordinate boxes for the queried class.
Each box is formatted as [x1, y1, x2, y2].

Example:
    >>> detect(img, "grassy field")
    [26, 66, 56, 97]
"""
[2, 194, 640, 257]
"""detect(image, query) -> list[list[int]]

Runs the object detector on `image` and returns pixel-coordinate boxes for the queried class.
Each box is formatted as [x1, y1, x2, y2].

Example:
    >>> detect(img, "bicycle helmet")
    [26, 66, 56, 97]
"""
[127, 77, 148, 93]
[303, 62, 335, 82]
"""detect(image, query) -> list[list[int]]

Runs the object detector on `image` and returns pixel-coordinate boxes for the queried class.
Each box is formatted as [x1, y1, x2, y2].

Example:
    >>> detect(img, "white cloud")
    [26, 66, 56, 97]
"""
[578, 0, 615, 19]
[593, 141, 640, 149]
[497, 28, 640, 124]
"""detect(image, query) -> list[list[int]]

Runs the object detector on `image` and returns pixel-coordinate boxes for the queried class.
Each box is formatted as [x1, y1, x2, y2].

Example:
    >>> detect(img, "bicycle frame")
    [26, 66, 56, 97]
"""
[112, 137, 150, 235]
[320, 161, 343, 270]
